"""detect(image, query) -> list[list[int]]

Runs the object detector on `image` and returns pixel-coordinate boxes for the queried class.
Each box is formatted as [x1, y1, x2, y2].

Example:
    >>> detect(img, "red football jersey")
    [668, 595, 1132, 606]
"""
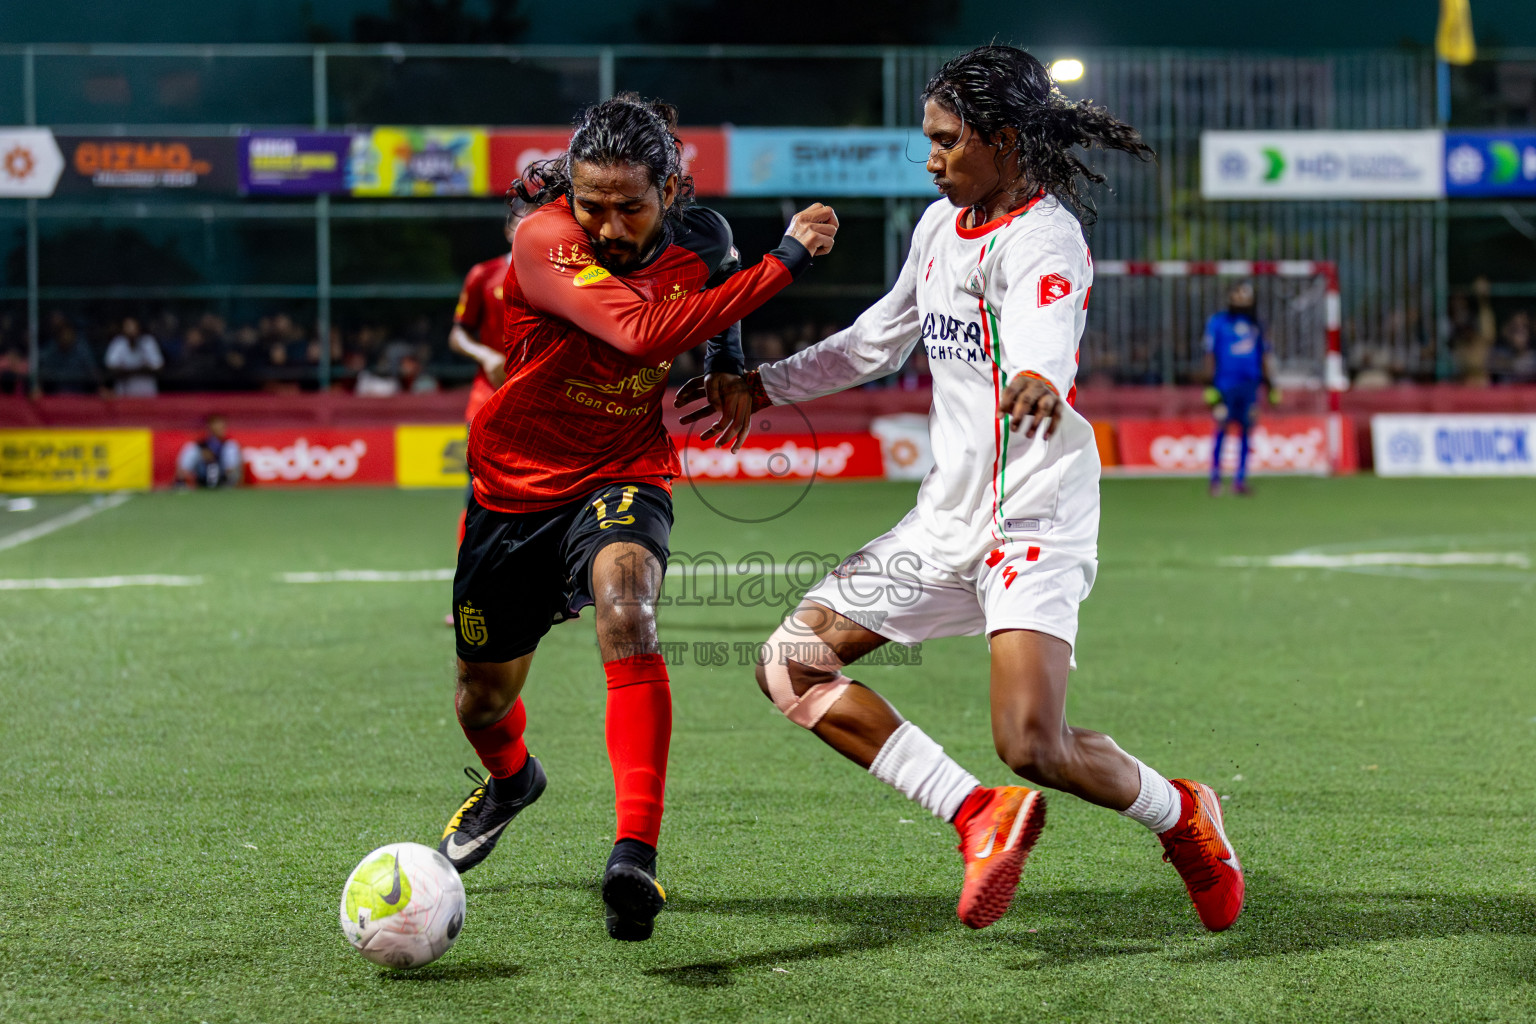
[468, 196, 805, 513]
[453, 253, 512, 378]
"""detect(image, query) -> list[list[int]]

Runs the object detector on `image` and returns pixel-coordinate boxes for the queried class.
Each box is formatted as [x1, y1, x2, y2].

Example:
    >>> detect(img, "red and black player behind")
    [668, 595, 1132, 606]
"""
[446, 198, 530, 548]
[436, 93, 839, 942]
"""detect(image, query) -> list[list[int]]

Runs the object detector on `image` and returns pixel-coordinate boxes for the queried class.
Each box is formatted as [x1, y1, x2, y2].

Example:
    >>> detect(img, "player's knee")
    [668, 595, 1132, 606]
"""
[454, 662, 511, 728]
[996, 728, 1069, 786]
[757, 621, 851, 728]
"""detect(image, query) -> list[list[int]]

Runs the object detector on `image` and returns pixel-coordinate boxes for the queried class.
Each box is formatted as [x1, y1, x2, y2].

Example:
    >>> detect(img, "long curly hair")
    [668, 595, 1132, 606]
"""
[922, 46, 1154, 224]
[512, 92, 695, 223]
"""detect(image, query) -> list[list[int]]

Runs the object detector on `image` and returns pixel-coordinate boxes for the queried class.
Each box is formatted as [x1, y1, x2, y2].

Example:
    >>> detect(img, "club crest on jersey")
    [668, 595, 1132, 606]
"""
[457, 603, 487, 646]
[1038, 273, 1071, 307]
[962, 266, 987, 296]
[573, 265, 611, 287]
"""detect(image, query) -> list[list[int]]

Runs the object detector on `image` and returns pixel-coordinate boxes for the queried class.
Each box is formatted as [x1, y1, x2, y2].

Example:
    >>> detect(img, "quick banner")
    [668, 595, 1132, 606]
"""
[55, 136, 239, 194]
[0, 429, 151, 492]
[1372, 414, 1536, 477]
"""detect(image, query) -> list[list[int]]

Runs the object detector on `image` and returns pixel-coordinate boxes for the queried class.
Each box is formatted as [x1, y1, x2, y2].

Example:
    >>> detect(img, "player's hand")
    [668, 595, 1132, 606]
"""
[482, 353, 507, 388]
[786, 203, 839, 258]
[674, 371, 770, 452]
[998, 372, 1063, 440]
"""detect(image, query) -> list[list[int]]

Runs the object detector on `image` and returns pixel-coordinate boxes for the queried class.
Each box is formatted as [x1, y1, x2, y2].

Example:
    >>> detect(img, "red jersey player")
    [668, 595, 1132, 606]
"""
[444, 199, 530, 609]
[436, 94, 838, 942]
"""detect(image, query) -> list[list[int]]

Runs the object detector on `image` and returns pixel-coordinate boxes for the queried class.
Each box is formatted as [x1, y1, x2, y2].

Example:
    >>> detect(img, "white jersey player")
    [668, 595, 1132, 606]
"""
[678, 45, 1245, 933]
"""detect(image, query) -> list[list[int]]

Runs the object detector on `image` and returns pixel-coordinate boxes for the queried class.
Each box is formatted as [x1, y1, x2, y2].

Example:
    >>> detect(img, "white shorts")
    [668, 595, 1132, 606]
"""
[799, 526, 1097, 662]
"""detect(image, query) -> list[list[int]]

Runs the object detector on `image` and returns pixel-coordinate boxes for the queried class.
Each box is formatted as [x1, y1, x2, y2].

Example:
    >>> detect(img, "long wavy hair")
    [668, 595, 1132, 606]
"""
[923, 45, 1154, 223]
[512, 92, 695, 223]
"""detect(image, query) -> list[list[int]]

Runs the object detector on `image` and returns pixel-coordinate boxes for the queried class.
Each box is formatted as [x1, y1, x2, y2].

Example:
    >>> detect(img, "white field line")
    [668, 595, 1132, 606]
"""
[0, 493, 132, 554]
[0, 574, 203, 591]
[1221, 552, 1531, 569]
[278, 563, 828, 584]
[280, 569, 456, 583]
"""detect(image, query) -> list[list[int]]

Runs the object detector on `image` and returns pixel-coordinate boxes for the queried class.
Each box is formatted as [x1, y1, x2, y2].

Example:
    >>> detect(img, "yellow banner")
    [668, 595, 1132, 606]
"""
[0, 429, 151, 492]
[395, 425, 469, 488]
[350, 128, 490, 197]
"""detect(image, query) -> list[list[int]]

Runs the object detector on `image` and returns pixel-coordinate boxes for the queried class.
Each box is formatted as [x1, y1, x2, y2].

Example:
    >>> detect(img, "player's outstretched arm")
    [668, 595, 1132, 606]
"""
[516, 203, 838, 367]
[674, 240, 922, 449]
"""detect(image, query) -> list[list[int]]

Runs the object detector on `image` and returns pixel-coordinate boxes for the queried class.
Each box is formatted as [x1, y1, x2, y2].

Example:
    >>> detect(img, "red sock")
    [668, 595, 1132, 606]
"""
[604, 653, 672, 847]
[461, 697, 528, 778]
[456, 508, 468, 548]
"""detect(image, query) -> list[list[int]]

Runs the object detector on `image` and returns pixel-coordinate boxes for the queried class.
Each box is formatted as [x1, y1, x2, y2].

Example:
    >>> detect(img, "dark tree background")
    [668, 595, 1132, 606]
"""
[636, 0, 960, 45]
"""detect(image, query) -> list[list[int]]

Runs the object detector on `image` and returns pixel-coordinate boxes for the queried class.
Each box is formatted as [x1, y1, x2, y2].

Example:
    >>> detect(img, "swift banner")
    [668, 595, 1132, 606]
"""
[1372, 414, 1536, 476]
[240, 132, 353, 195]
[55, 136, 239, 194]
[1201, 131, 1444, 200]
[349, 128, 490, 197]
[488, 128, 728, 196]
[728, 128, 933, 197]
[0, 429, 151, 492]
[1444, 132, 1536, 197]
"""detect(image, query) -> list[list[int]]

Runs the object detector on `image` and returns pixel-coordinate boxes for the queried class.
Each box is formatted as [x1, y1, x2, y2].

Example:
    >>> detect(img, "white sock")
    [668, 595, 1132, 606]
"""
[868, 721, 982, 822]
[1120, 759, 1183, 833]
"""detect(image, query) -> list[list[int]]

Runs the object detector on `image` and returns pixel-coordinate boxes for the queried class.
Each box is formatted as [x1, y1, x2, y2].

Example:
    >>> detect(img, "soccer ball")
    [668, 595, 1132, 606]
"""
[339, 842, 466, 969]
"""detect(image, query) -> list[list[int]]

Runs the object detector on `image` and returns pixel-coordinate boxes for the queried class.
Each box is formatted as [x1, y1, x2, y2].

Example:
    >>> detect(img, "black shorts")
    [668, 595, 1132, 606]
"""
[452, 481, 673, 663]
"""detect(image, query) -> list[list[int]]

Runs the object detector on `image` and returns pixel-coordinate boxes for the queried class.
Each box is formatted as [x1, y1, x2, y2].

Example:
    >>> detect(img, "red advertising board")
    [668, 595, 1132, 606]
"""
[153, 429, 396, 487]
[1114, 416, 1355, 475]
[672, 432, 884, 481]
[488, 128, 728, 196]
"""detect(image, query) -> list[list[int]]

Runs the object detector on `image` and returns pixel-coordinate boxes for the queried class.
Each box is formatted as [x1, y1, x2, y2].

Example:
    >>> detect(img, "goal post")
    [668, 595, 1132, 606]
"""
[1091, 259, 1349, 470]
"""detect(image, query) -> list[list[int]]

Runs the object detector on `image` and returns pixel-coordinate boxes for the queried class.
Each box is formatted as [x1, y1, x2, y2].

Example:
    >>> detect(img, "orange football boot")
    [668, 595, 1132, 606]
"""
[1158, 779, 1244, 931]
[953, 786, 1047, 929]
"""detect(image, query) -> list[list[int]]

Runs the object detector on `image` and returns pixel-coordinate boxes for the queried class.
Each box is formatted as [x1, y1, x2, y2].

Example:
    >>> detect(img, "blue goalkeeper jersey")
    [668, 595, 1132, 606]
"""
[1203, 311, 1266, 393]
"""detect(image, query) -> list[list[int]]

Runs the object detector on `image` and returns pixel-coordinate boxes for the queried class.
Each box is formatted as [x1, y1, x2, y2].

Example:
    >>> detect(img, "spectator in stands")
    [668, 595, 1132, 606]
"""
[36, 323, 102, 395]
[174, 414, 243, 489]
[397, 351, 439, 394]
[1450, 278, 1497, 386]
[1492, 309, 1534, 384]
[164, 325, 237, 391]
[104, 316, 164, 397]
[0, 341, 27, 396]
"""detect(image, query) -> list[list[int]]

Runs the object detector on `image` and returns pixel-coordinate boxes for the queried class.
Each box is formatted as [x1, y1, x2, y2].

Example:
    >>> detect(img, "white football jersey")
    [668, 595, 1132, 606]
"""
[759, 194, 1101, 571]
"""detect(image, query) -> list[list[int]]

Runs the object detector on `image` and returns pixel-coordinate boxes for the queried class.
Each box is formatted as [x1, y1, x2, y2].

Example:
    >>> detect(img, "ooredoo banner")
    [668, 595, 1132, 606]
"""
[487, 128, 728, 196]
[1372, 414, 1536, 477]
[152, 429, 395, 487]
[55, 136, 239, 194]
[674, 433, 883, 481]
[1115, 416, 1344, 476]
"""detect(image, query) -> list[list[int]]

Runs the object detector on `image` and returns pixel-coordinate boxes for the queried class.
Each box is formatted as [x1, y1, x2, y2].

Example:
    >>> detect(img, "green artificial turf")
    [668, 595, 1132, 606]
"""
[0, 477, 1533, 1023]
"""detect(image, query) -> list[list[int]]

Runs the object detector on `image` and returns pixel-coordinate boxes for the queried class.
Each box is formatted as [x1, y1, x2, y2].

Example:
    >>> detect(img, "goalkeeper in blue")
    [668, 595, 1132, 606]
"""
[1203, 281, 1277, 495]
